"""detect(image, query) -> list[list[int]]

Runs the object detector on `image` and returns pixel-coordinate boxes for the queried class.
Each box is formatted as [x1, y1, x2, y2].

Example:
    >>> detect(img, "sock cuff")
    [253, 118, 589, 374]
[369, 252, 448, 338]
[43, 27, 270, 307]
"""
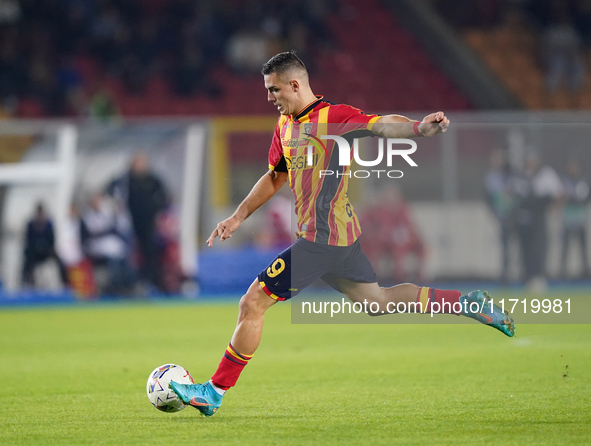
[225, 343, 253, 365]
[209, 380, 227, 395]
[417, 287, 462, 315]
[212, 348, 251, 389]
[416, 287, 432, 313]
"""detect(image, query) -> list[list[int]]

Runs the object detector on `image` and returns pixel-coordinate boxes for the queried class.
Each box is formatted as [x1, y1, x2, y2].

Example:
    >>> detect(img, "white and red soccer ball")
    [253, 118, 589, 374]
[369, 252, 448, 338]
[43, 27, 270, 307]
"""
[146, 364, 194, 412]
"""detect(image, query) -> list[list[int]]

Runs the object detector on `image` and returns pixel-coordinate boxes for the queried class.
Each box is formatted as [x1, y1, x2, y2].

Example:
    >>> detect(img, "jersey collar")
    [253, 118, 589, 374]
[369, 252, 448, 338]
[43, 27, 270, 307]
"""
[294, 95, 323, 122]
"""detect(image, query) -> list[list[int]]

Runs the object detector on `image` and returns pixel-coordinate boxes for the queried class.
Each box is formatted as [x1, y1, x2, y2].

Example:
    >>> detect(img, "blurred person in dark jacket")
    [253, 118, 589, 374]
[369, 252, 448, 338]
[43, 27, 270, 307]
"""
[484, 149, 516, 284]
[560, 157, 590, 278]
[21, 202, 68, 287]
[107, 152, 168, 293]
[513, 151, 563, 292]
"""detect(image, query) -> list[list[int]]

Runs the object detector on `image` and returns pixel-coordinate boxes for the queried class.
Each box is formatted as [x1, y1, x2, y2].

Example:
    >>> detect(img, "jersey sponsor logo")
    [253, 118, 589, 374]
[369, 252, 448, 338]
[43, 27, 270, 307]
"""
[287, 152, 320, 171]
[281, 138, 310, 148]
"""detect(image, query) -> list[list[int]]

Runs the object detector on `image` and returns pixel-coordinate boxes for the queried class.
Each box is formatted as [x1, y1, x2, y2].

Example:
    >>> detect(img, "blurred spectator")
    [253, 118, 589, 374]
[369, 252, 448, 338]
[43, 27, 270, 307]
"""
[88, 87, 119, 121]
[21, 202, 68, 288]
[573, 0, 591, 48]
[435, 0, 503, 28]
[226, 26, 270, 74]
[0, 0, 335, 116]
[0, 29, 25, 114]
[484, 149, 516, 283]
[56, 56, 86, 115]
[27, 53, 69, 116]
[560, 158, 590, 278]
[82, 192, 134, 295]
[513, 151, 563, 292]
[254, 188, 293, 250]
[107, 152, 168, 293]
[155, 200, 185, 294]
[359, 187, 425, 283]
[542, 5, 586, 106]
[0, 0, 20, 25]
[172, 43, 220, 97]
[56, 203, 96, 299]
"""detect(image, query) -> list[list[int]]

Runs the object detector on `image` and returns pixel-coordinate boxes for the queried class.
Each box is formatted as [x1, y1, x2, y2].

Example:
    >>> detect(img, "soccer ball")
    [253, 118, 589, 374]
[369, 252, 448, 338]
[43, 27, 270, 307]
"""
[146, 364, 194, 412]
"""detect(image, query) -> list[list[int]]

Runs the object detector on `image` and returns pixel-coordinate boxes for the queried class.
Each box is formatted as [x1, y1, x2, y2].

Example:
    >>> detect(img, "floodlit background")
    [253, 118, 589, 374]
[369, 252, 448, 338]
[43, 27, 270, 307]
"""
[1, 2, 591, 445]
[1, 0, 590, 302]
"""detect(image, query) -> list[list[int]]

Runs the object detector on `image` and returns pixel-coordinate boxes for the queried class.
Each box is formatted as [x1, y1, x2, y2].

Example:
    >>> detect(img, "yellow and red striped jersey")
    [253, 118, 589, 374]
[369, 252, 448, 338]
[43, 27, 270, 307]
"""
[268, 96, 380, 246]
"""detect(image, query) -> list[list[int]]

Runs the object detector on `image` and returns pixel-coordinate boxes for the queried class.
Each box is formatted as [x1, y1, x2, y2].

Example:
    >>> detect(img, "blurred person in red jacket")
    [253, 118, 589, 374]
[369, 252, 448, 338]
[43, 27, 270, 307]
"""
[359, 186, 425, 283]
[254, 187, 293, 251]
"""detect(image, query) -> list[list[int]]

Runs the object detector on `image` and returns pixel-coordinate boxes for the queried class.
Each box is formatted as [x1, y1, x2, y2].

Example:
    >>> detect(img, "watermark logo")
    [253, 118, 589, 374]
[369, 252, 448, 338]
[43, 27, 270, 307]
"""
[302, 134, 418, 178]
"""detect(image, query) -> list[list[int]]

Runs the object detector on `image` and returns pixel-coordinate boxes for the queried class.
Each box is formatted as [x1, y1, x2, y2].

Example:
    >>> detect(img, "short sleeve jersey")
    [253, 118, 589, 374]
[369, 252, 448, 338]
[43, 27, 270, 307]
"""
[268, 96, 380, 246]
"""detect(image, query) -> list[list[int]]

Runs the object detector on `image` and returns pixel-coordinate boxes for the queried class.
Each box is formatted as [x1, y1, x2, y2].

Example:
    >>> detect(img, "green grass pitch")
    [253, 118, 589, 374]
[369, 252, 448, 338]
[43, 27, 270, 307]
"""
[1, 292, 590, 445]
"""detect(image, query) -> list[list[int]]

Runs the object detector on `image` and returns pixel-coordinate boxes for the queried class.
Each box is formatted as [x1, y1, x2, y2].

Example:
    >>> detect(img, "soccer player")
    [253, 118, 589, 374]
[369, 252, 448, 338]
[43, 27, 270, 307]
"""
[170, 52, 515, 417]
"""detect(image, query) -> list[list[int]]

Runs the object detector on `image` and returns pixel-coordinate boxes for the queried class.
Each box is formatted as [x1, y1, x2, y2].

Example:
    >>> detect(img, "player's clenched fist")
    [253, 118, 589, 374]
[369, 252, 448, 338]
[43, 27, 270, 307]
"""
[418, 112, 450, 137]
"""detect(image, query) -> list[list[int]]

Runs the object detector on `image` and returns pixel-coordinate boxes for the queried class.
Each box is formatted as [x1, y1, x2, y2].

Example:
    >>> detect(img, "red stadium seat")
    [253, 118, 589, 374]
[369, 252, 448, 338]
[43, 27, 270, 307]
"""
[17, 98, 46, 118]
[22, 0, 471, 117]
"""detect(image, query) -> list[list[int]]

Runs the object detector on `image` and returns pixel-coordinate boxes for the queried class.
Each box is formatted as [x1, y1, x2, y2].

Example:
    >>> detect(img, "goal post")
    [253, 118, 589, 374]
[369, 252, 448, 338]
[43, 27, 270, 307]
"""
[180, 124, 206, 281]
[0, 123, 77, 291]
[0, 120, 209, 294]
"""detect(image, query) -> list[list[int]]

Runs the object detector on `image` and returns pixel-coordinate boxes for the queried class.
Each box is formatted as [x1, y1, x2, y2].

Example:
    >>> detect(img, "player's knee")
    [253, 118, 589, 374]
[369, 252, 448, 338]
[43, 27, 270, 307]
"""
[238, 282, 271, 317]
[239, 291, 259, 316]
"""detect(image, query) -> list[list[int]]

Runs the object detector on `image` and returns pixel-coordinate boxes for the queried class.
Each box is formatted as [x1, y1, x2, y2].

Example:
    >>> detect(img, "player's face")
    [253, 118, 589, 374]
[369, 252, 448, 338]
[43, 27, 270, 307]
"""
[264, 73, 298, 116]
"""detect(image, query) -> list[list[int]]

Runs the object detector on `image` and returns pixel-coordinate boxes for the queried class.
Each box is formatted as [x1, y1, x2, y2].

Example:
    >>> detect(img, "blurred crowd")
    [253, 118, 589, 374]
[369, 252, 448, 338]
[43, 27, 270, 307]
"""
[21, 152, 185, 298]
[485, 149, 590, 291]
[435, 0, 590, 102]
[436, 0, 591, 43]
[20, 148, 590, 296]
[0, 0, 333, 116]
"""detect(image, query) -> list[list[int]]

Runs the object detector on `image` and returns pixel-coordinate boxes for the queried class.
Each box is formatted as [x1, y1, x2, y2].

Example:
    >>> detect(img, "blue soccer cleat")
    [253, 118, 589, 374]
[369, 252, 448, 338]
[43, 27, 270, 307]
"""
[169, 381, 223, 417]
[460, 290, 515, 337]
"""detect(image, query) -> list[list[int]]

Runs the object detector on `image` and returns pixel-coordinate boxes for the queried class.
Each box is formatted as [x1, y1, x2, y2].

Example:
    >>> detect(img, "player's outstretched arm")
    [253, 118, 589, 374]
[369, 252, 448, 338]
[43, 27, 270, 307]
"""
[371, 111, 450, 138]
[206, 170, 288, 247]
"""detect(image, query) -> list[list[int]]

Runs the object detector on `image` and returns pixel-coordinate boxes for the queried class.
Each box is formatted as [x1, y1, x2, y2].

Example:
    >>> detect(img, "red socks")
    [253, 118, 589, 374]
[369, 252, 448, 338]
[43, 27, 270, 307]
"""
[211, 343, 253, 390]
[416, 287, 462, 315]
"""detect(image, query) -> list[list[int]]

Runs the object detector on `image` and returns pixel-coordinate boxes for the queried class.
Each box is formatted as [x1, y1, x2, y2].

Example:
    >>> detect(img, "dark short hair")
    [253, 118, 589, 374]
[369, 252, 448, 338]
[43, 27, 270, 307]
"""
[261, 51, 307, 76]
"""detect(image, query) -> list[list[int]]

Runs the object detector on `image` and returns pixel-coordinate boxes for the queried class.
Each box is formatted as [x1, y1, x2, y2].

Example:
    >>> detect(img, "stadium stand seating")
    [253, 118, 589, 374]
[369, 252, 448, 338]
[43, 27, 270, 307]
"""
[318, 0, 472, 113]
[444, 1, 591, 110]
[464, 20, 591, 110]
[7, 0, 471, 118]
